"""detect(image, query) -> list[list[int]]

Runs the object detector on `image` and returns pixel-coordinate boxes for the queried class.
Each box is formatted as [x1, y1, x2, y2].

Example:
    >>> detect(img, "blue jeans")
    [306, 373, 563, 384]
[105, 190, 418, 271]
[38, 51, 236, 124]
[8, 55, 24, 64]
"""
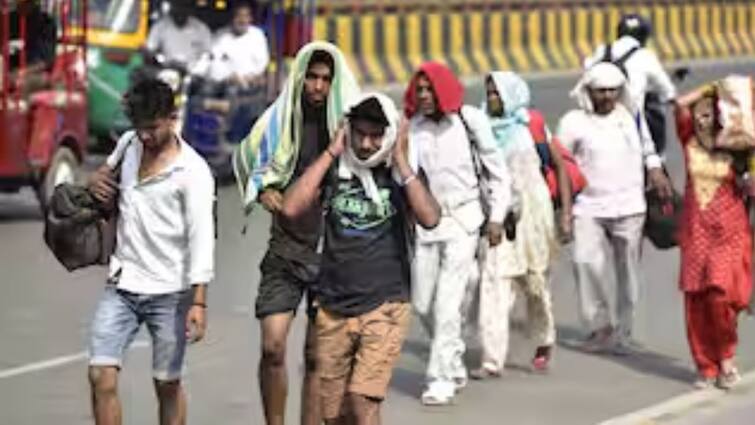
[88, 285, 191, 381]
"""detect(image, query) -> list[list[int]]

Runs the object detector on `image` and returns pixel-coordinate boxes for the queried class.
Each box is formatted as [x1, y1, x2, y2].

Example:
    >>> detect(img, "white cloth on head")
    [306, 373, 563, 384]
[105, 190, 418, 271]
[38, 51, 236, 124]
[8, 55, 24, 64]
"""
[584, 35, 677, 111]
[338, 92, 400, 206]
[570, 62, 635, 114]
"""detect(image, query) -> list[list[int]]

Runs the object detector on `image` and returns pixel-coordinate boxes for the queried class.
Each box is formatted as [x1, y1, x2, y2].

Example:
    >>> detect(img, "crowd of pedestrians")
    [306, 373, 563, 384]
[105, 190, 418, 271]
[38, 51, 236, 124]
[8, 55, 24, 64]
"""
[79, 11, 754, 425]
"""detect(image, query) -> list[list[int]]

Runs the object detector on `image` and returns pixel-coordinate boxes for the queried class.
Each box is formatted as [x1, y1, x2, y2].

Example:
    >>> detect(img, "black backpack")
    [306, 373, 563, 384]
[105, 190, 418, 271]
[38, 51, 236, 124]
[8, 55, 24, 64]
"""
[602, 43, 667, 154]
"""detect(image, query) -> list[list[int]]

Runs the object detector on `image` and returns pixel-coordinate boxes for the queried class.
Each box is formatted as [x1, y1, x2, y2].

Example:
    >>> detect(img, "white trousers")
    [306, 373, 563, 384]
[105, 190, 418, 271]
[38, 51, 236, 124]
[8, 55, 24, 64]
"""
[412, 234, 479, 385]
[478, 244, 556, 372]
[572, 214, 645, 341]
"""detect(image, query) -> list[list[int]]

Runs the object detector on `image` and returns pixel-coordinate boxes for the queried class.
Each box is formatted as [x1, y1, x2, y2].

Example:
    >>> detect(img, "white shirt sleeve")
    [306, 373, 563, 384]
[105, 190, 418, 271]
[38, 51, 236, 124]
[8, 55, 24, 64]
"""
[636, 110, 663, 169]
[145, 21, 163, 53]
[250, 27, 270, 76]
[183, 160, 216, 286]
[106, 131, 137, 169]
[197, 21, 213, 56]
[462, 106, 512, 224]
[642, 50, 676, 101]
[557, 111, 582, 154]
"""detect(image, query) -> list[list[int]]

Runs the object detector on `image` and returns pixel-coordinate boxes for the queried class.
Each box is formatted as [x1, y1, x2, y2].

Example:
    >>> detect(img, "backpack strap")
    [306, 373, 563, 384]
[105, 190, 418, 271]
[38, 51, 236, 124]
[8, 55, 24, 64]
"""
[601, 43, 640, 78]
[458, 107, 483, 181]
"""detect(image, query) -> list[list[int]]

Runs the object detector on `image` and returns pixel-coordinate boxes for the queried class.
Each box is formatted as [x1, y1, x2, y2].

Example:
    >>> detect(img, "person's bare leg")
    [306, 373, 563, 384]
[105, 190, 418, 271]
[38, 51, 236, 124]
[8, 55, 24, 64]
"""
[301, 320, 321, 425]
[259, 313, 294, 425]
[350, 394, 381, 425]
[154, 379, 186, 425]
[89, 366, 122, 425]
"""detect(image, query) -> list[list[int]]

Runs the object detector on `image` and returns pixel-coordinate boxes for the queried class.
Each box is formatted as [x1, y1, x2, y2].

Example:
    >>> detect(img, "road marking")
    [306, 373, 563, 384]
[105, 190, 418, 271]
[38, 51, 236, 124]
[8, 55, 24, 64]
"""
[0, 341, 149, 380]
[598, 369, 755, 425]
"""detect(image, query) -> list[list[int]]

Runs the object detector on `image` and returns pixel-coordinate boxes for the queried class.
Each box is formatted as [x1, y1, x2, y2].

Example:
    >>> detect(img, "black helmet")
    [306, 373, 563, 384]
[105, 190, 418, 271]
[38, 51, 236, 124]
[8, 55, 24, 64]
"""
[617, 14, 652, 46]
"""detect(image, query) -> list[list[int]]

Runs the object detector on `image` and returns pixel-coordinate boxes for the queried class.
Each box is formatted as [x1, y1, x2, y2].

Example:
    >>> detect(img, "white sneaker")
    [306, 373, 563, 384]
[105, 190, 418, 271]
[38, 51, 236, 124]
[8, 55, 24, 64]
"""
[421, 381, 455, 406]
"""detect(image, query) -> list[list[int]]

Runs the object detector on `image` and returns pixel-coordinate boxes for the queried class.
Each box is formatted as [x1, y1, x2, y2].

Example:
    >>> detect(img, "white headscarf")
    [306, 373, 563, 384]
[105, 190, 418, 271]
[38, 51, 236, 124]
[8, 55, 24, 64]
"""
[339, 92, 400, 206]
[570, 62, 635, 114]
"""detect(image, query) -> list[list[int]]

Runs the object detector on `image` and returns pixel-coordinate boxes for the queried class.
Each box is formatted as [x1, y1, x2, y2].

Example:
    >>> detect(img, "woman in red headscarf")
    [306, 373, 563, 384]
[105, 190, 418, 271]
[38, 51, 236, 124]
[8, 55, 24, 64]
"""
[675, 82, 753, 390]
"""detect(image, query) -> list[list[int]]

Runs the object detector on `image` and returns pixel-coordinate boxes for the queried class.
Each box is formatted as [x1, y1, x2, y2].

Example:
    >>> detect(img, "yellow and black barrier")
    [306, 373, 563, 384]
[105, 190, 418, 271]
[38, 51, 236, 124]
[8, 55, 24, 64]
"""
[311, 0, 755, 85]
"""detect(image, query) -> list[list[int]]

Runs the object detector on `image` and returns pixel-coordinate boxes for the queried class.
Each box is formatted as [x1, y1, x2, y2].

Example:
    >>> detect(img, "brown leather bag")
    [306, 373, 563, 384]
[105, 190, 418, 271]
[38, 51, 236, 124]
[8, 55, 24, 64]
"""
[44, 138, 133, 271]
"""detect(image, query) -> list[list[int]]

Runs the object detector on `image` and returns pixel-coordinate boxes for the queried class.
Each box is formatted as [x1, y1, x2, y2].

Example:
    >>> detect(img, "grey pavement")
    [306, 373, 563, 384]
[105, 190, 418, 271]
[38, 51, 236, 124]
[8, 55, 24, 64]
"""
[1, 60, 755, 425]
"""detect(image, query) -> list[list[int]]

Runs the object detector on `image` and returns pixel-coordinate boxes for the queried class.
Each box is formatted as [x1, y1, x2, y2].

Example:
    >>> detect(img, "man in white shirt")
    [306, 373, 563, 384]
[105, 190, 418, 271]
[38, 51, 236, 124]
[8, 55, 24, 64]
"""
[87, 78, 215, 425]
[145, 1, 212, 71]
[404, 62, 511, 406]
[207, 1, 269, 87]
[199, 2, 270, 143]
[558, 63, 671, 355]
[584, 14, 677, 154]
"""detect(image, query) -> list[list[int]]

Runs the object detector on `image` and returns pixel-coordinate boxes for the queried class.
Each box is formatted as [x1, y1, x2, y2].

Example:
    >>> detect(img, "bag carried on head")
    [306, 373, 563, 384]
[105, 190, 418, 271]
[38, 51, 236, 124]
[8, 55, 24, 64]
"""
[714, 75, 755, 151]
[44, 137, 133, 271]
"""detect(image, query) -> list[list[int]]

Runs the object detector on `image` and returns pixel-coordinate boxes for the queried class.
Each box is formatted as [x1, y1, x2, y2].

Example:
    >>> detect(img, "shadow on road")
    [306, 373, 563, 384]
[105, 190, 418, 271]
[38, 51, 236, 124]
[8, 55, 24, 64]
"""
[390, 366, 425, 399]
[556, 324, 696, 384]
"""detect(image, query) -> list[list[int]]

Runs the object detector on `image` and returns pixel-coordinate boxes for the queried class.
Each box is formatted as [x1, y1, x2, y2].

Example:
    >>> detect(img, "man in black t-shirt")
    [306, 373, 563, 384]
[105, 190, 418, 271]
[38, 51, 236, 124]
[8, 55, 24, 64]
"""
[281, 93, 440, 424]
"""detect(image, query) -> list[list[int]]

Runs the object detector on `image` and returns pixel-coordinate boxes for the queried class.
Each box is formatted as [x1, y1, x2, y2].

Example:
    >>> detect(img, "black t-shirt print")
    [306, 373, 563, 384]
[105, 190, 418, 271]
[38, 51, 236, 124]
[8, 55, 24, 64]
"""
[316, 166, 410, 317]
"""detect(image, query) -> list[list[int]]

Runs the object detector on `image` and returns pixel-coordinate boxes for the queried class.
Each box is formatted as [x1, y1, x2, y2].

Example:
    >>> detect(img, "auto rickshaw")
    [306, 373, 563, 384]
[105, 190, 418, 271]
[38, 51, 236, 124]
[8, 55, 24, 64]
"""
[0, 0, 88, 209]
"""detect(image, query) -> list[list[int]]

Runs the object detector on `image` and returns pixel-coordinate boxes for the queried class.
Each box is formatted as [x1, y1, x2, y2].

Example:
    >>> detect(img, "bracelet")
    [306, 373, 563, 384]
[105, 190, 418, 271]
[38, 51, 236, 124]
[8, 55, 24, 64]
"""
[192, 302, 207, 308]
[325, 149, 337, 159]
[401, 173, 417, 187]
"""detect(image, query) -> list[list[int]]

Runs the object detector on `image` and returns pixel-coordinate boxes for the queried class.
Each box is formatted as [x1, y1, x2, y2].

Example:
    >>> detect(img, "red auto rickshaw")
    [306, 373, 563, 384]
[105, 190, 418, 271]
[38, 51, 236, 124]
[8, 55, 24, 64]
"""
[0, 0, 87, 209]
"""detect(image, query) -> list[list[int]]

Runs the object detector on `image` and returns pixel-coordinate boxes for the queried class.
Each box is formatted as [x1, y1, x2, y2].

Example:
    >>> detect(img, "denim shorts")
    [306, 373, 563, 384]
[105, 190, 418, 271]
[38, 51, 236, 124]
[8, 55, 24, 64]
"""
[88, 285, 191, 381]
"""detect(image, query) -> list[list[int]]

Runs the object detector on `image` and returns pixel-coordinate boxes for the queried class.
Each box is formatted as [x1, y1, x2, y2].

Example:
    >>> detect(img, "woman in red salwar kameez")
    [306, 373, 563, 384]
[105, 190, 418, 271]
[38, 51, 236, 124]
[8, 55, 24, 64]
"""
[675, 85, 753, 390]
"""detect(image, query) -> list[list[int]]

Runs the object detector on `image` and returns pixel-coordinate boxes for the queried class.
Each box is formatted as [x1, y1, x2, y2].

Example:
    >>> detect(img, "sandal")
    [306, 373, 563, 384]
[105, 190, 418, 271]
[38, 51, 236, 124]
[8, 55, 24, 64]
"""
[693, 376, 716, 390]
[716, 368, 741, 390]
[532, 346, 553, 372]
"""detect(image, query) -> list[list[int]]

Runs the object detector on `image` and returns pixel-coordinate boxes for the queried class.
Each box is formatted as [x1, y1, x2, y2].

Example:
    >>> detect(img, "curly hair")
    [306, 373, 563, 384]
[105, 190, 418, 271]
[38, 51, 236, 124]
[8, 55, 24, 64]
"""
[123, 78, 176, 125]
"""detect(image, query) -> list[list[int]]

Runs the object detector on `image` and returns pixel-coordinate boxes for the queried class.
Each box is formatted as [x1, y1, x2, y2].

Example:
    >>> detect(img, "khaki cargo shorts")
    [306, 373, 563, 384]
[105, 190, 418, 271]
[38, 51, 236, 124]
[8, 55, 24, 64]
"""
[316, 301, 411, 419]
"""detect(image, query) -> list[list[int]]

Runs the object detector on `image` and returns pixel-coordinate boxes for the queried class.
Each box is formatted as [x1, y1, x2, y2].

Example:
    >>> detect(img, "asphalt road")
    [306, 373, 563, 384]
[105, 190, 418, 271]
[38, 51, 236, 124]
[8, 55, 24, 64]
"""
[1, 60, 754, 425]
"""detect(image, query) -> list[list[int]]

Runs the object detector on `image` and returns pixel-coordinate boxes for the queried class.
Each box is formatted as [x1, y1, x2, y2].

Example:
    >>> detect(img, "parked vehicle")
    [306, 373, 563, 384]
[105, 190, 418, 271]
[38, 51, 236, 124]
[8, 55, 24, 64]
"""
[0, 0, 88, 209]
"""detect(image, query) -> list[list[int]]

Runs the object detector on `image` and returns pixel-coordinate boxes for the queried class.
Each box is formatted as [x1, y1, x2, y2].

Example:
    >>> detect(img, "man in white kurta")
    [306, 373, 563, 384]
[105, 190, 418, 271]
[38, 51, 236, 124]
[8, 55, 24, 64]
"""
[404, 62, 511, 405]
[558, 62, 672, 354]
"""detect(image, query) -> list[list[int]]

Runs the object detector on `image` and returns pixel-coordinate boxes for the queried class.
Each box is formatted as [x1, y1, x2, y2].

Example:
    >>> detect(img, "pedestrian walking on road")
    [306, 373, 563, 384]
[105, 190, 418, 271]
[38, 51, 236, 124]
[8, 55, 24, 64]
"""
[557, 62, 672, 355]
[403, 62, 512, 405]
[585, 13, 677, 155]
[87, 78, 216, 425]
[233, 41, 360, 425]
[281, 93, 440, 425]
[674, 83, 753, 390]
[471, 72, 568, 379]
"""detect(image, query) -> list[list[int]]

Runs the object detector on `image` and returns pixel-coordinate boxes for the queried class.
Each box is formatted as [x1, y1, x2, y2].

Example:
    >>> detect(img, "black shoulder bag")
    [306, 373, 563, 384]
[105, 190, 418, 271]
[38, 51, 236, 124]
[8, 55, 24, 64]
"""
[44, 137, 134, 271]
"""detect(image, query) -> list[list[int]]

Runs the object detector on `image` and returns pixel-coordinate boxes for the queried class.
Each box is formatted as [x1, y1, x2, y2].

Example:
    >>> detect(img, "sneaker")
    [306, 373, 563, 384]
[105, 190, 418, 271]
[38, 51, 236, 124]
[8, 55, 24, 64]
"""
[716, 369, 741, 390]
[693, 376, 716, 390]
[421, 381, 455, 406]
